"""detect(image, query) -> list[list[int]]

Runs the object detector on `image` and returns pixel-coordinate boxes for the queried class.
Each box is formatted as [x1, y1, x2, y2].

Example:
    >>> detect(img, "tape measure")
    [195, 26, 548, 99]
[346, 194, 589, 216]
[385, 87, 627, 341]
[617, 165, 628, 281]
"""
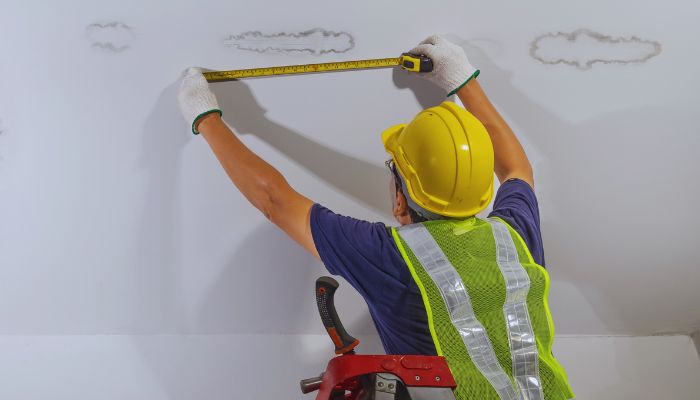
[203, 53, 433, 82]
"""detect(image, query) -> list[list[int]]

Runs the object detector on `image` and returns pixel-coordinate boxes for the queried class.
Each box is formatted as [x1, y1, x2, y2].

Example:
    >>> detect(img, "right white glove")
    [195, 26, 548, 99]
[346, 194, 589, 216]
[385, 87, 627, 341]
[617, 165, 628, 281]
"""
[178, 67, 222, 134]
[409, 35, 479, 96]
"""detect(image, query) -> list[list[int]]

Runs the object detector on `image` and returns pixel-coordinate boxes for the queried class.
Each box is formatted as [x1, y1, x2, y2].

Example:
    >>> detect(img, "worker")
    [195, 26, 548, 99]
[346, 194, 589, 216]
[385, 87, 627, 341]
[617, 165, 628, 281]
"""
[178, 35, 574, 399]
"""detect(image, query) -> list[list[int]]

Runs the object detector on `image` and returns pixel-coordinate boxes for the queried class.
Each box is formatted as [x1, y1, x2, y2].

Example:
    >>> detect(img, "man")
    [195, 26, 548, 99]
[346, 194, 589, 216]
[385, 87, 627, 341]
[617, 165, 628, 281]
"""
[178, 35, 573, 399]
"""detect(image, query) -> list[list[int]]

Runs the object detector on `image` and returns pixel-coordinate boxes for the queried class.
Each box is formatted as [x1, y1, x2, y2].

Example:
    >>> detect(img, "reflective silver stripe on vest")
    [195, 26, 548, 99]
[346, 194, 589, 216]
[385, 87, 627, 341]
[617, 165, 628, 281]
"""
[397, 224, 519, 400]
[488, 218, 544, 400]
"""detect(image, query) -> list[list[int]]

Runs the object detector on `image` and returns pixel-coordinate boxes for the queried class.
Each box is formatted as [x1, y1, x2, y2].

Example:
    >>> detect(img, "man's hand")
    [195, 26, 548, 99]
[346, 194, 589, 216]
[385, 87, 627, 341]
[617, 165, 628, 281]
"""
[410, 35, 479, 97]
[178, 67, 222, 134]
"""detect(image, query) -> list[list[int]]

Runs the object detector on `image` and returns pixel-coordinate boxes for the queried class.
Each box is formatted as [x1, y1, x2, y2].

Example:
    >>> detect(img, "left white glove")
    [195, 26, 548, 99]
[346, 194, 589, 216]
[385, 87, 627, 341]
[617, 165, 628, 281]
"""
[178, 67, 222, 134]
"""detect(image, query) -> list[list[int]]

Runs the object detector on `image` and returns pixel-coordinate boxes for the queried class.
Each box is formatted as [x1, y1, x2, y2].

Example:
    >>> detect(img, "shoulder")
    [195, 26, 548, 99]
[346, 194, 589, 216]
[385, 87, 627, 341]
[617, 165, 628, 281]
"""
[309, 204, 412, 286]
[488, 179, 546, 266]
[310, 204, 393, 254]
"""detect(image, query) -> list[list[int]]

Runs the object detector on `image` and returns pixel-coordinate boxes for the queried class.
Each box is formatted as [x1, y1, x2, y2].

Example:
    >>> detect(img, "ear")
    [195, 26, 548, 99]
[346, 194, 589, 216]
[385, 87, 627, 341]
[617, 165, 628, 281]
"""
[393, 188, 413, 225]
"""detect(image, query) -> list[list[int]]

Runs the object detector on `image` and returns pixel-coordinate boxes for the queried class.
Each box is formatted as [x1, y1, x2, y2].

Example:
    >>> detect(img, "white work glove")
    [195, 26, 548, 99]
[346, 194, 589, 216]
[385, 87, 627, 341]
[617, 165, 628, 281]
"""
[409, 35, 479, 96]
[178, 67, 222, 134]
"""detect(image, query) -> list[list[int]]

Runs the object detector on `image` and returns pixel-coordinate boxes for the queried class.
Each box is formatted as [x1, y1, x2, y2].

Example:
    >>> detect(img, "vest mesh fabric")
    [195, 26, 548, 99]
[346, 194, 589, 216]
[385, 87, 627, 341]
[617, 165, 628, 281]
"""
[393, 218, 574, 400]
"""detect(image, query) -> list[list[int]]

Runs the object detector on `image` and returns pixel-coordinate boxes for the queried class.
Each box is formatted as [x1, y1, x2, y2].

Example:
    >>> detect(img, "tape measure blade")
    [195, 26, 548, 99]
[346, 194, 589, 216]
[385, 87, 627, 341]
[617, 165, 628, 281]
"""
[203, 57, 401, 81]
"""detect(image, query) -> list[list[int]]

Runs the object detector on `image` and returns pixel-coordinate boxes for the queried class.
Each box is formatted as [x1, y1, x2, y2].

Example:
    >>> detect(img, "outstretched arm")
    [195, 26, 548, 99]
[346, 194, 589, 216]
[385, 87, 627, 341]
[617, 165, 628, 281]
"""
[410, 35, 534, 188]
[178, 68, 319, 258]
[456, 81, 533, 187]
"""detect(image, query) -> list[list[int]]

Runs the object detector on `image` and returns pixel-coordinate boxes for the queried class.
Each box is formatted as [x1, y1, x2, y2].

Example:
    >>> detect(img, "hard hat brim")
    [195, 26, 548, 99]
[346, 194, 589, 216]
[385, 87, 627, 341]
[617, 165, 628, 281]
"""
[382, 124, 405, 150]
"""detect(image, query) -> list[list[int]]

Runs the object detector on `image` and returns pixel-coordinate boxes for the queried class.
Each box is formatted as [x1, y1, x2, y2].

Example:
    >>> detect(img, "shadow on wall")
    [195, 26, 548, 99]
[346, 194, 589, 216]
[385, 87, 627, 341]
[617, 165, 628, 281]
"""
[194, 221, 384, 337]
[209, 66, 446, 216]
[444, 35, 697, 334]
[392, 67, 447, 109]
[212, 80, 392, 214]
[132, 79, 349, 395]
[190, 70, 450, 339]
[130, 81, 202, 399]
[211, 80, 387, 336]
[133, 81, 188, 333]
[195, 223, 323, 334]
[129, 75, 378, 398]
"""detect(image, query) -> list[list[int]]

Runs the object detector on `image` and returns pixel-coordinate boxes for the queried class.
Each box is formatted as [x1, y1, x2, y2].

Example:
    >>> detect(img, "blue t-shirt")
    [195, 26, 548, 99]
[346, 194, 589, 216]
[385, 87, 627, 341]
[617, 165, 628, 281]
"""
[309, 178, 543, 355]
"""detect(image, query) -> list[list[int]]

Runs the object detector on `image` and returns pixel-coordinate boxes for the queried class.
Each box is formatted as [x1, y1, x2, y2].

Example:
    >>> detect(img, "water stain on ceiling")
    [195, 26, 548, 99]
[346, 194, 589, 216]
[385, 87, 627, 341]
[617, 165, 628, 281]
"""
[86, 22, 134, 53]
[224, 28, 355, 55]
[530, 29, 661, 70]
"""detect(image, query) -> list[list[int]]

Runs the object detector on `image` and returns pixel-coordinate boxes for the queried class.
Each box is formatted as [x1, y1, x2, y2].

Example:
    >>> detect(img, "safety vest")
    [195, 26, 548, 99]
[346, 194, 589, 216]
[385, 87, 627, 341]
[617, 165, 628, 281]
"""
[391, 217, 574, 400]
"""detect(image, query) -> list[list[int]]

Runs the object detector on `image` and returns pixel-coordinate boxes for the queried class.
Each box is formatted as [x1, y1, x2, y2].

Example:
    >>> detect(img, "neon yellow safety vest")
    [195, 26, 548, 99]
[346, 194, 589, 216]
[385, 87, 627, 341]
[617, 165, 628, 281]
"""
[391, 217, 574, 400]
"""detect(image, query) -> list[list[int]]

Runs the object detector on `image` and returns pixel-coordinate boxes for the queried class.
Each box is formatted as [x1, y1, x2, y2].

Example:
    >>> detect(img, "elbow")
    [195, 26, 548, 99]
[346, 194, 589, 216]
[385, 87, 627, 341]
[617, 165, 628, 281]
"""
[256, 178, 287, 222]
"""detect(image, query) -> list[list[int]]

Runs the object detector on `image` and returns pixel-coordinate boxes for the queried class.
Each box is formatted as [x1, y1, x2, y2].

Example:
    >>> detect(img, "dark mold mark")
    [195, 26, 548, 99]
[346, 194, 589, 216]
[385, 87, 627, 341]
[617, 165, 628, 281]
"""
[530, 29, 661, 70]
[91, 42, 129, 52]
[224, 28, 355, 55]
[86, 21, 134, 53]
[87, 21, 131, 29]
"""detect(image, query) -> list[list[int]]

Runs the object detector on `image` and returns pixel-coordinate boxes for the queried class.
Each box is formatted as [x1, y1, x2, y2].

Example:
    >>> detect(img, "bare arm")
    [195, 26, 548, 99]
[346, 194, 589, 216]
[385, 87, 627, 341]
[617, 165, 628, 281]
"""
[457, 80, 534, 188]
[196, 113, 319, 258]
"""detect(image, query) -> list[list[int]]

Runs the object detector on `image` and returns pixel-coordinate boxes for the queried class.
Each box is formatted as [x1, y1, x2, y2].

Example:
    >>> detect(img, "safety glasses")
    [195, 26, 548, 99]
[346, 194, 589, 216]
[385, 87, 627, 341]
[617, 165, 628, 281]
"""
[386, 159, 402, 189]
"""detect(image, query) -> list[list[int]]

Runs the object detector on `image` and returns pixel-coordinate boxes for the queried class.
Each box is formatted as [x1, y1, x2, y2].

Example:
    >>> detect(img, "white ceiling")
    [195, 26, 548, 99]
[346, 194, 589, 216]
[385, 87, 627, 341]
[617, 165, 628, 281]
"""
[0, 0, 698, 337]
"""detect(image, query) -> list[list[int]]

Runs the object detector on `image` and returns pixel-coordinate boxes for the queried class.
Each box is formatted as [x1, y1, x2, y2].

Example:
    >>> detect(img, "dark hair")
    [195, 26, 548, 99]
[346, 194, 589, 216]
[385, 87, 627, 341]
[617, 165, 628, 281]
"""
[389, 162, 428, 224]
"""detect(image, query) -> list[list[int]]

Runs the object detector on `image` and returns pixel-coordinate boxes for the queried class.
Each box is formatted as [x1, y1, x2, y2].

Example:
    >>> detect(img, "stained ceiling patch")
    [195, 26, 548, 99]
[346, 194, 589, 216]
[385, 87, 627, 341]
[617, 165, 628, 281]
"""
[224, 28, 355, 55]
[86, 22, 134, 53]
[530, 29, 661, 70]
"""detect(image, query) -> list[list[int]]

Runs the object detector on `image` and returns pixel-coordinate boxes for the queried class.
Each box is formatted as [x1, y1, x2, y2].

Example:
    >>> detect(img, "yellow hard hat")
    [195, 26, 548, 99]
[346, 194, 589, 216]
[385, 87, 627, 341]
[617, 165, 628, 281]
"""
[382, 101, 494, 218]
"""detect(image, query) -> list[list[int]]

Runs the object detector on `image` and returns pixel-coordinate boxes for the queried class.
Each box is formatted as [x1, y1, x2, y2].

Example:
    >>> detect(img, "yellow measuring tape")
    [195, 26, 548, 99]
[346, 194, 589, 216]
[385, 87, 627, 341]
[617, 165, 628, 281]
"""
[203, 53, 433, 82]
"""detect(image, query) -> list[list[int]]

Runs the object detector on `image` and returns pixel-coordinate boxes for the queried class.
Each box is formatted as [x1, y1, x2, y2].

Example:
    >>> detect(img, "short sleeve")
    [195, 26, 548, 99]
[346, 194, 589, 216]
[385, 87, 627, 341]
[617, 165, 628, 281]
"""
[488, 179, 546, 266]
[308, 204, 438, 355]
[309, 204, 415, 300]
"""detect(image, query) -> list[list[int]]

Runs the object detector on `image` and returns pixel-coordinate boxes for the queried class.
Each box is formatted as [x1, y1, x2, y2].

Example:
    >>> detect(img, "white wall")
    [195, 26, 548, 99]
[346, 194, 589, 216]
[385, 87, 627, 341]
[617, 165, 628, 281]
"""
[0, 334, 697, 399]
[554, 335, 700, 399]
[2, 0, 700, 398]
[1, 0, 699, 339]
